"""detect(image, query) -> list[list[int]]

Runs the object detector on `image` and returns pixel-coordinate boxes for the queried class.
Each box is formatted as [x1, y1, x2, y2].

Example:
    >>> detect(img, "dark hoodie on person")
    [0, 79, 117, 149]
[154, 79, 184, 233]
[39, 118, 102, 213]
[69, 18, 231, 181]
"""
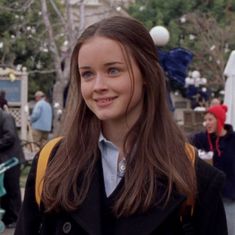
[192, 124, 235, 200]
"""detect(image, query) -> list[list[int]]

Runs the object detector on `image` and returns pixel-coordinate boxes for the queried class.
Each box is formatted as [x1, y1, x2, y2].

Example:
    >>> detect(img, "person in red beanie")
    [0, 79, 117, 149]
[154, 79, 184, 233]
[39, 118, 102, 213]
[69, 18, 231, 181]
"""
[192, 104, 235, 235]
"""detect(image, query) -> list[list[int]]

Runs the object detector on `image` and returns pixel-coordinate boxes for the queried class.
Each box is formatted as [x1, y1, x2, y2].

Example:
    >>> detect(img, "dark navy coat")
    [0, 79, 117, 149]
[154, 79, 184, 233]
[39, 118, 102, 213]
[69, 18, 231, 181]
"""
[14, 153, 227, 235]
[0, 109, 24, 163]
[0, 109, 23, 224]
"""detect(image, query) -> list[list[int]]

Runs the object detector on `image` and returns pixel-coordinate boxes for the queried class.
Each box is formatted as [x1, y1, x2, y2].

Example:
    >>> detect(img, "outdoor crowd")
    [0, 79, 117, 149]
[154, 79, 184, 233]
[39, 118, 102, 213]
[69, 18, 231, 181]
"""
[0, 16, 234, 235]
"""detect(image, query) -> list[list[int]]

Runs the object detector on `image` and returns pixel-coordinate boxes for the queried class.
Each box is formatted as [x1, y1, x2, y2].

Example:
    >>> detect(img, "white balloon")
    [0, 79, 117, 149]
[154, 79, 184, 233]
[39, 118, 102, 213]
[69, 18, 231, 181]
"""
[191, 70, 200, 79]
[149, 26, 170, 46]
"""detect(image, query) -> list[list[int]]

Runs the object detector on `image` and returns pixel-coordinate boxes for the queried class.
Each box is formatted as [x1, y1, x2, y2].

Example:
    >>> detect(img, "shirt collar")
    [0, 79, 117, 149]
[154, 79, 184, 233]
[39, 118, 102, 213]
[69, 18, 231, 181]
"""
[98, 132, 118, 150]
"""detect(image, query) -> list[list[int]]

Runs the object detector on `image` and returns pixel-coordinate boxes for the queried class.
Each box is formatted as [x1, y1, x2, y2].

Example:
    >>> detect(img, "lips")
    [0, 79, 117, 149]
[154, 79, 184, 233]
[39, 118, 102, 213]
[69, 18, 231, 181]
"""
[95, 97, 116, 107]
[207, 126, 214, 133]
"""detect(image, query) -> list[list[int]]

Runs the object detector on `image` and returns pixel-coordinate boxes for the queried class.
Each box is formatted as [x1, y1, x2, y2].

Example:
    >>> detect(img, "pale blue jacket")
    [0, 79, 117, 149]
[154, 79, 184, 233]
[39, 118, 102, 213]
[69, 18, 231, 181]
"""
[30, 99, 52, 132]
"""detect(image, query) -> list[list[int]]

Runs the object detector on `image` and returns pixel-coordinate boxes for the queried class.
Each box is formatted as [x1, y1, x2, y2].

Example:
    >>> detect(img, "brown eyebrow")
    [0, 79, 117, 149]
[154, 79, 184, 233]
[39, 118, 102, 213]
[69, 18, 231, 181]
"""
[79, 61, 124, 70]
[79, 66, 91, 70]
[104, 61, 124, 66]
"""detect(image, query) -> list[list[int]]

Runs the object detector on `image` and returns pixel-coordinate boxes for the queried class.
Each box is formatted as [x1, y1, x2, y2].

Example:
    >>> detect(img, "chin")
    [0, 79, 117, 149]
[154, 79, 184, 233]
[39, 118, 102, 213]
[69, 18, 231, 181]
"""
[96, 113, 122, 122]
[95, 113, 113, 121]
[207, 129, 215, 134]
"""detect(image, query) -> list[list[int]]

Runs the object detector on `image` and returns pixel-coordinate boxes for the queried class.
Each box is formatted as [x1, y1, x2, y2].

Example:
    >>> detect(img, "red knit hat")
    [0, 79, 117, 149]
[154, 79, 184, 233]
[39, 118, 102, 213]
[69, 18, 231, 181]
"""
[207, 104, 228, 135]
[206, 104, 228, 156]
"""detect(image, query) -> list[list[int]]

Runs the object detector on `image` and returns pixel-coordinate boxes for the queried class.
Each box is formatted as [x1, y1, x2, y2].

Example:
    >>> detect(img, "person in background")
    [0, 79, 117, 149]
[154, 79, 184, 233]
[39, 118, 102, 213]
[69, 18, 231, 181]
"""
[15, 16, 227, 235]
[0, 109, 24, 228]
[30, 91, 52, 147]
[0, 90, 8, 112]
[191, 104, 235, 235]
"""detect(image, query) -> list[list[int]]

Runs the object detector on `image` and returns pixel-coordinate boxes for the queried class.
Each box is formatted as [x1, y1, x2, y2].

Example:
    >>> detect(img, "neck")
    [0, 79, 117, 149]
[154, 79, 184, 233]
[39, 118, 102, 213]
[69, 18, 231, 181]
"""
[101, 107, 142, 153]
[101, 121, 131, 153]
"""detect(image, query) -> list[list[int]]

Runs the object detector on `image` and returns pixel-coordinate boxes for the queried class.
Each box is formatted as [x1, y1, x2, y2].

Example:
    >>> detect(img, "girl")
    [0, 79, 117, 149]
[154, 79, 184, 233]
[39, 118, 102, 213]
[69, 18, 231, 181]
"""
[192, 104, 235, 235]
[15, 16, 227, 235]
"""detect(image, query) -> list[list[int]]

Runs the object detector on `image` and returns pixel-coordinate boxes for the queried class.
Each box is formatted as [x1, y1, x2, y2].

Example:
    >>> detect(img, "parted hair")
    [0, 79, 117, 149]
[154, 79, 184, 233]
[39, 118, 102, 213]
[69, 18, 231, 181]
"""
[42, 16, 196, 216]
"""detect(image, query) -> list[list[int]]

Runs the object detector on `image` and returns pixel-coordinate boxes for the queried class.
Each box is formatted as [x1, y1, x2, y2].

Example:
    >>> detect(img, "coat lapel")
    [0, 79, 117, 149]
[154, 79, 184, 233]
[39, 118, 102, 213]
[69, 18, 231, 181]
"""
[114, 193, 186, 235]
[70, 158, 186, 235]
[70, 160, 103, 235]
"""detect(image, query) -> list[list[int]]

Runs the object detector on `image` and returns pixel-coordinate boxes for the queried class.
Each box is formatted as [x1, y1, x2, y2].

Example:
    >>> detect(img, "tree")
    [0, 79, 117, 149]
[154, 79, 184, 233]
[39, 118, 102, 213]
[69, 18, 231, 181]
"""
[0, 0, 58, 100]
[39, 0, 87, 132]
[1, 0, 129, 133]
[179, 11, 235, 90]
[128, 0, 235, 92]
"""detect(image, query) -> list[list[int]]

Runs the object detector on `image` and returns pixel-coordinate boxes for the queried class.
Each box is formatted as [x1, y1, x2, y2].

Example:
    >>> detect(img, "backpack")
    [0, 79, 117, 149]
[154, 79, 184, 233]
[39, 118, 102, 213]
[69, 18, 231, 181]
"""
[35, 136, 63, 206]
[35, 137, 196, 227]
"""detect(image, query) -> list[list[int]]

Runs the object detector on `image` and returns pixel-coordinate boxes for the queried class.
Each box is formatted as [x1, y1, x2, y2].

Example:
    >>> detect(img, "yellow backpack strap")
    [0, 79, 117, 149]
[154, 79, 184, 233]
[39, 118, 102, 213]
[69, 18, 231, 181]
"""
[180, 143, 196, 219]
[35, 136, 63, 207]
[185, 143, 196, 166]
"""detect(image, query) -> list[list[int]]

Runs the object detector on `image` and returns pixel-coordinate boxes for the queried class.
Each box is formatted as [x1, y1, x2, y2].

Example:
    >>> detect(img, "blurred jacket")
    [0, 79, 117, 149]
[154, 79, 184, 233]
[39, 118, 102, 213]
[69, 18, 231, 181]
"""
[0, 109, 24, 163]
[30, 98, 52, 132]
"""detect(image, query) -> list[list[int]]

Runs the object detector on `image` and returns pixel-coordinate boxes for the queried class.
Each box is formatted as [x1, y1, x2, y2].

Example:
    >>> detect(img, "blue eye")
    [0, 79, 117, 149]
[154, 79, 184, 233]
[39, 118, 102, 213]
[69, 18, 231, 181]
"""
[80, 71, 94, 80]
[108, 67, 120, 76]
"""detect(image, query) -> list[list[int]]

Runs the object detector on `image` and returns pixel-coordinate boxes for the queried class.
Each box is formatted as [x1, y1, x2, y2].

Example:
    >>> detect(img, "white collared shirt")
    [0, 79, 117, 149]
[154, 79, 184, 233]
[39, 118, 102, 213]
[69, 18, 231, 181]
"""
[98, 133, 123, 196]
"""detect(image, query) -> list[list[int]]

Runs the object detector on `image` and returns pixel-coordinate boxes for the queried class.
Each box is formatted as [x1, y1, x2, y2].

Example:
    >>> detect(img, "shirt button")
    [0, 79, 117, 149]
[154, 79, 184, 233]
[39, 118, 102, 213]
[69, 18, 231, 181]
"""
[63, 222, 72, 234]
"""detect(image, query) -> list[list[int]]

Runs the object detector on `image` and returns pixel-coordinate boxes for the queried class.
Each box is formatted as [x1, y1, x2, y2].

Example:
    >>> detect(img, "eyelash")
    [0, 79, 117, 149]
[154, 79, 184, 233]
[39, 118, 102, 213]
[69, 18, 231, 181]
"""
[80, 67, 121, 79]
[108, 67, 120, 76]
[80, 71, 93, 79]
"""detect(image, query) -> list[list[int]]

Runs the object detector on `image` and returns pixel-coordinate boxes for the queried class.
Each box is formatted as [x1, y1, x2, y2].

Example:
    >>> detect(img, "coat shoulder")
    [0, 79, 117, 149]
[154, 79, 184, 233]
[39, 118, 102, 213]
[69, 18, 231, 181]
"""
[192, 158, 227, 235]
[196, 157, 225, 191]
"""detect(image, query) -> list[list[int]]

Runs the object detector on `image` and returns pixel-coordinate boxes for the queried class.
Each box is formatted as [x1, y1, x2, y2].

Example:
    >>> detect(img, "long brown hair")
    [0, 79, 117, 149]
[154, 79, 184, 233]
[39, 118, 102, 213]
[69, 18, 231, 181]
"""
[42, 16, 196, 216]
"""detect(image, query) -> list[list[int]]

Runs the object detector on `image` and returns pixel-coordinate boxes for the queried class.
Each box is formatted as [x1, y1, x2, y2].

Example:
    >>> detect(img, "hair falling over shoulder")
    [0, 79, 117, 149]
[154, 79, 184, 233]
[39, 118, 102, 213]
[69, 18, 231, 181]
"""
[42, 16, 197, 216]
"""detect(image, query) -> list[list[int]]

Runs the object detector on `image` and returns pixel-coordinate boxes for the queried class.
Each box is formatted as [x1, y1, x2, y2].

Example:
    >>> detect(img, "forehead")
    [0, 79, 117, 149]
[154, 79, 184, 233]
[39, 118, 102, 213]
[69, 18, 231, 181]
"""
[78, 36, 128, 62]
[205, 112, 216, 119]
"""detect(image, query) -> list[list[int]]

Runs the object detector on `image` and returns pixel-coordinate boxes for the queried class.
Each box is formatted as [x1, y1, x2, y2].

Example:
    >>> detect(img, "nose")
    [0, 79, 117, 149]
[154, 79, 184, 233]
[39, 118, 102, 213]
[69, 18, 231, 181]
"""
[204, 120, 209, 127]
[93, 73, 107, 91]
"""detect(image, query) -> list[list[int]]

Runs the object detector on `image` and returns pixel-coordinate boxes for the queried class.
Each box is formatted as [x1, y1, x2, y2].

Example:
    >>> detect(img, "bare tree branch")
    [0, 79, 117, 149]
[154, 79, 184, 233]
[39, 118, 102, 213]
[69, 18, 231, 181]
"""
[0, 0, 34, 12]
[183, 12, 230, 88]
[65, 0, 74, 45]
[79, 0, 85, 33]
[49, 0, 66, 27]
[40, 0, 62, 78]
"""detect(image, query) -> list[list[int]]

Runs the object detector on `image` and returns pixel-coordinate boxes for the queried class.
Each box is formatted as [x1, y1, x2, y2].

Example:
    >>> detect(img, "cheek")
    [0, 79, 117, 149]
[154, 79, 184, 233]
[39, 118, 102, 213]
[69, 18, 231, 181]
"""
[132, 86, 143, 103]
[80, 83, 90, 100]
[81, 88, 92, 109]
[212, 122, 217, 129]
[134, 79, 144, 99]
[207, 121, 217, 132]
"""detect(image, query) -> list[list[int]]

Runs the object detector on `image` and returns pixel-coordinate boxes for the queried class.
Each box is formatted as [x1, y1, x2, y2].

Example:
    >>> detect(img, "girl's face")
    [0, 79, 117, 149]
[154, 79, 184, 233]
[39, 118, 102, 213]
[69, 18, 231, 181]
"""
[78, 36, 144, 127]
[204, 113, 217, 133]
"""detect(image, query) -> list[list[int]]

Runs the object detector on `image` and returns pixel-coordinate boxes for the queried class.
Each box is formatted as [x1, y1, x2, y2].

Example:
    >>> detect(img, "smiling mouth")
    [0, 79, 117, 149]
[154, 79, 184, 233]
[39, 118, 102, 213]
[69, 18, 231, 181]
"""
[95, 97, 116, 106]
[207, 127, 213, 132]
[96, 98, 114, 102]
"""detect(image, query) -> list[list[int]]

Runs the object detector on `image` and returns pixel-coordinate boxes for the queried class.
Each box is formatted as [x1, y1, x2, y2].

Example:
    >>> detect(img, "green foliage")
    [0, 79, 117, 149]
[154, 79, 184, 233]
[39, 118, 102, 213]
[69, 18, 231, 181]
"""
[129, 0, 193, 29]
[128, 0, 195, 50]
[0, 0, 63, 99]
[0, 12, 15, 32]
[128, 0, 235, 92]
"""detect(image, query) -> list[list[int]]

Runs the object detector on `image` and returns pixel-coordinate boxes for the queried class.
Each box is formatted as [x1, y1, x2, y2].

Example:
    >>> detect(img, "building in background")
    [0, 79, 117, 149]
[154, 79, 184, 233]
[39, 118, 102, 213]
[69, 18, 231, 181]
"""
[0, 67, 28, 140]
[61, 0, 134, 31]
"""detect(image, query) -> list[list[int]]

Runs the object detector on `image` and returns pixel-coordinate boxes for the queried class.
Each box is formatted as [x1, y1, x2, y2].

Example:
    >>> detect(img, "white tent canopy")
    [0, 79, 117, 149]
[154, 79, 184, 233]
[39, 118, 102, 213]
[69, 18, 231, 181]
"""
[224, 50, 235, 128]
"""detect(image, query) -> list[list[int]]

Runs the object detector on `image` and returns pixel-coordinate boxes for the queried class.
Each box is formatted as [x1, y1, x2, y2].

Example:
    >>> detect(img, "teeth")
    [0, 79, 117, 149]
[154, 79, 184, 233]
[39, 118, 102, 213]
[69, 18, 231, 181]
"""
[98, 98, 112, 102]
[103, 98, 111, 102]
